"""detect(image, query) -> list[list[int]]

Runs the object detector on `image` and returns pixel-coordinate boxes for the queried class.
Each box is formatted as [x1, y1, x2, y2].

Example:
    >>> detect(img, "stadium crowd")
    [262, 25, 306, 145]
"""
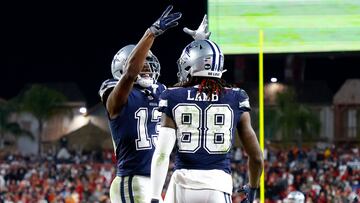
[0, 143, 359, 203]
[0, 149, 114, 203]
[260, 143, 359, 203]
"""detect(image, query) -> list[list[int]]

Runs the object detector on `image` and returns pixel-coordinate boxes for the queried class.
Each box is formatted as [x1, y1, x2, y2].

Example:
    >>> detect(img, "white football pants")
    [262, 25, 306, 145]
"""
[110, 175, 151, 203]
[164, 176, 232, 203]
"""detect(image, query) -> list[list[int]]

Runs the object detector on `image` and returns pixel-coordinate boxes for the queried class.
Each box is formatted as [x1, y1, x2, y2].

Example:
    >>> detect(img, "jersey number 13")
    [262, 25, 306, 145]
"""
[134, 107, 161, 150]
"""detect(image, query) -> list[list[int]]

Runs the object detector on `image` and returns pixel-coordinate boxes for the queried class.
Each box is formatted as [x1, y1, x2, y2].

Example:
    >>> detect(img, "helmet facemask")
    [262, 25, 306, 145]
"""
[136, 52, 161, 88]
[177, 57, 191, 82]
[111, 45, 160, 88]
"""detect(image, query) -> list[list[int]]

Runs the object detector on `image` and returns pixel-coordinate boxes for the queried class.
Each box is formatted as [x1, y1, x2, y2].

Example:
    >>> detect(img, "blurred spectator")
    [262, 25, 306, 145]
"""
[0, 142, 358, 202]
[57, 147, 71, 161]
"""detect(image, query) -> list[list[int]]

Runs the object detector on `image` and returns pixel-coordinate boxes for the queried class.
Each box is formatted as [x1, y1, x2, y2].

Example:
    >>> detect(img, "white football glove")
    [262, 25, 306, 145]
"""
[183, 14, 211, 40]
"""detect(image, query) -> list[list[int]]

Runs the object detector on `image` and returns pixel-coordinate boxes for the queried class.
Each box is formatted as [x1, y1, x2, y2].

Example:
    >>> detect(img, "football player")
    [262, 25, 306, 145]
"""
[99, 7, 212, 203]
[98, 5, 181, 203]
[150, 39, 264, 203]
[283, 191, 305, 203]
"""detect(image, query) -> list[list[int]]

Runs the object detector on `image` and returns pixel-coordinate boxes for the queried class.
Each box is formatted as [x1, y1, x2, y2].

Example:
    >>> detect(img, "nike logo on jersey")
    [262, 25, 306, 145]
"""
[149, 102, 158, 106]
[187, 90, 219, 101]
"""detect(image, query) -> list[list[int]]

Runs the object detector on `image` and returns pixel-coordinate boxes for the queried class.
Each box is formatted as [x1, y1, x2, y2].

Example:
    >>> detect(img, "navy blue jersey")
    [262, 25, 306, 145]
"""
[158, 86, 250, 174]
[99, 80, 166, 177]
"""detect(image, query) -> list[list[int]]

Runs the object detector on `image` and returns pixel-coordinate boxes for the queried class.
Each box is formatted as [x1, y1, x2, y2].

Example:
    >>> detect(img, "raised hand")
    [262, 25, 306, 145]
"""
[149, 5, 182, 37]
[183, 14, 211, 40]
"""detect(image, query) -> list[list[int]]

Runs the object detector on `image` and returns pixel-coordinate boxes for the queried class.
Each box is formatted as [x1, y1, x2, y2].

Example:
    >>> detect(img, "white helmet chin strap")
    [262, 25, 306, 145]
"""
[136, 76, 154, 88]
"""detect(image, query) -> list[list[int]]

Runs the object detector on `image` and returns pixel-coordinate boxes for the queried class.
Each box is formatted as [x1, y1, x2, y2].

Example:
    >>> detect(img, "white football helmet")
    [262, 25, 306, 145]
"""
[177, 39, 225, 82]
[111, 44, 161, 87]
[284, 191, 305, 203]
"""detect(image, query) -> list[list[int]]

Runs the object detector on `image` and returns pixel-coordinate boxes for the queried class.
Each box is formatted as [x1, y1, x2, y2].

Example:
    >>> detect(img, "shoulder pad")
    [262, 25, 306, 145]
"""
[98, 79, 118, 101]
[239, 89, 249, 99]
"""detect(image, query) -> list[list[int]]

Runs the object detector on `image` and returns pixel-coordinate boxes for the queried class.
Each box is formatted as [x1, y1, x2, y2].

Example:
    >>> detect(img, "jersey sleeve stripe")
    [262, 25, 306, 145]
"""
[239, 100, 250, 109]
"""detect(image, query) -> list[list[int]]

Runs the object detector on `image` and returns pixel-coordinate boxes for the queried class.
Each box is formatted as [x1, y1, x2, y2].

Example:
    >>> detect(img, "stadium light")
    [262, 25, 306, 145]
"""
[79, 107, 87, 114]
[270, 77, 278, 83]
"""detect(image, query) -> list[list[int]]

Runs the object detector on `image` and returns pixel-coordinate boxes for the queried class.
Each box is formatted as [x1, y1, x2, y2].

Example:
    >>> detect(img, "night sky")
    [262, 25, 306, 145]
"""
[1, 0, 360, 107]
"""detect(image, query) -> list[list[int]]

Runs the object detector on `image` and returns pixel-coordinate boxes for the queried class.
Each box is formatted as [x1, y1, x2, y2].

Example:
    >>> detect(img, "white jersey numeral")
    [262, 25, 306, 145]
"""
[173, 104, 202, 153]
[173, 104, 234, 154]
[151, 107, 162, 147]
[135, 108, 161, 150]
[204, 104, 233, 154]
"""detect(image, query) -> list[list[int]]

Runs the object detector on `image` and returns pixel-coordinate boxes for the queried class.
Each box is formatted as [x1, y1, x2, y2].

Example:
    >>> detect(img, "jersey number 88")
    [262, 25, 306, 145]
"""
[173, 103, 234, 154]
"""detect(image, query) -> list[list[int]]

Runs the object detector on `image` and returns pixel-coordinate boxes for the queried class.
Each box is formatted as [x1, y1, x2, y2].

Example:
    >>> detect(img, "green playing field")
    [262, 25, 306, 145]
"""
[208, 0, 360, 54]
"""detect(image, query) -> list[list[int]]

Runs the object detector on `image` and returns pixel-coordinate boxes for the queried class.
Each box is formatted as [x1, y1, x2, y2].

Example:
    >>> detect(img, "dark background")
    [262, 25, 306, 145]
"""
[1, 0, 360, 107]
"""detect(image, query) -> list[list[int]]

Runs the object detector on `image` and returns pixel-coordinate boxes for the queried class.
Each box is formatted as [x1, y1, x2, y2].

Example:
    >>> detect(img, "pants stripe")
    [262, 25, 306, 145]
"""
[120, 176, 126, 203]
[224, 193, 232, 203]
[227, 193, 232, 203]
[128, 175, 135, 203]
[224, 193, 228, 203]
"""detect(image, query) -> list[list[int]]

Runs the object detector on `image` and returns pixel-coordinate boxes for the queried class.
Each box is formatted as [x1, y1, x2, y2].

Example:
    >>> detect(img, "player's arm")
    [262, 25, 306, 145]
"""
[106, 30, 155, 118]
[106, 5, 181, 119]
[150, 113, 177, 202]
[237, 112, 264, 188]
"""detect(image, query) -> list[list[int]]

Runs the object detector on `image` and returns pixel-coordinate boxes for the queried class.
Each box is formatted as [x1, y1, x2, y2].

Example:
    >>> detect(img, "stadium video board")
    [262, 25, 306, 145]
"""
[208, 0, 360, 54]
